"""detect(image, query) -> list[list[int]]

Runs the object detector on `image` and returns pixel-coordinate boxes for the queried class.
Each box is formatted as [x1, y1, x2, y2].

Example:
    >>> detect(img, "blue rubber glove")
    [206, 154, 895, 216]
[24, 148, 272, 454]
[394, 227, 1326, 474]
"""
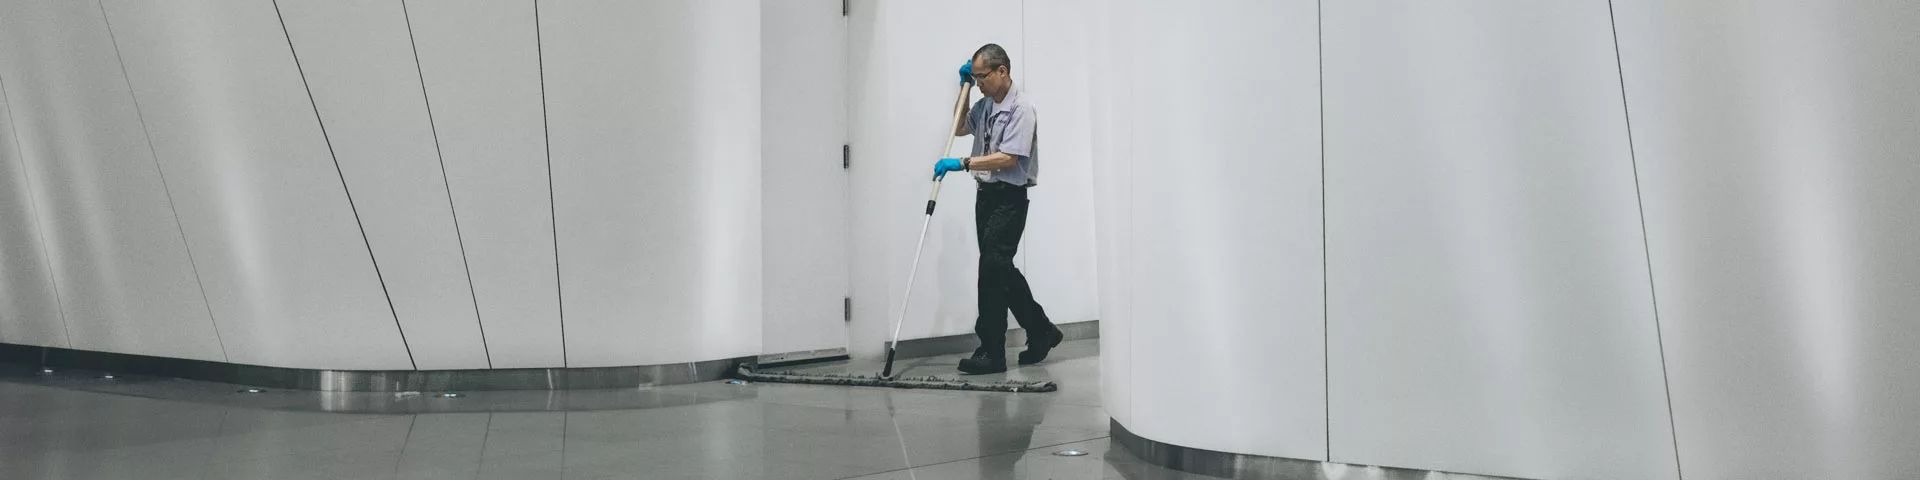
[958, 61, 974, 85]
[933, 157, 965, 180]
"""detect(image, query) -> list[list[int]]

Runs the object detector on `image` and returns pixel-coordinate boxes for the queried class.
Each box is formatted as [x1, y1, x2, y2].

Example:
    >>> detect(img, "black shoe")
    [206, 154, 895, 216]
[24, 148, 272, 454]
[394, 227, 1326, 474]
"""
[1018, 327, 1064, 365]
[957, 350, 1007, 375]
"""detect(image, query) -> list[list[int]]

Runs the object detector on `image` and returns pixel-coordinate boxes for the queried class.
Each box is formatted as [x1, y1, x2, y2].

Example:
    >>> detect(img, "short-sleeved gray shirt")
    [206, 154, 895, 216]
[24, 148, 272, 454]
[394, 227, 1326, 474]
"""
[966, 85, 1038, 186]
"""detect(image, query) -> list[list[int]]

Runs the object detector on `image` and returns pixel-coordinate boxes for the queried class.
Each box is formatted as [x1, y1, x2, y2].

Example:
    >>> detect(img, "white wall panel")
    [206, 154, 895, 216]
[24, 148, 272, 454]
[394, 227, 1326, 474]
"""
[1615, 2, 1920, 479]
[277, 0, 489, 370]
[760, 0, 850, 356]
[1322, 2, 1676, 479]
[0, 0, 223, 360]
[403, 0, 564, 369]
[844, 0, 891, 359]
[1105, 0, 1326, 461]
[540, 0, 762, 367]
[1020, 0, 1101, 335]
[99, 0, 412, 370]
[1085, 0, 1135, 429]
[0, 81, 67, 348]
[845, 0, 1025, 359]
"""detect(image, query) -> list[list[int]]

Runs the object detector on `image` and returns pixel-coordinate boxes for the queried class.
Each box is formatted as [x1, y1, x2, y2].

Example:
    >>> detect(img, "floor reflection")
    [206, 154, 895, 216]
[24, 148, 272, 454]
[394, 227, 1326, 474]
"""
[0, 339, 1159, 479]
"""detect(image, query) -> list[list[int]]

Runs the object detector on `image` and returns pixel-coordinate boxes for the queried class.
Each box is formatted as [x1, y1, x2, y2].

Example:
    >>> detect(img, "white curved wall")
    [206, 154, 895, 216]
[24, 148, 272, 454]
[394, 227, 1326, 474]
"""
[1094, 0, 1329, 461]
[1322, 2, 1676, 479]
[0, 0, 844, 371]
[0, 77, 66, 349]
[1094, 1, 1920, 479]
[403, 0, 565, 369]
[1615, 1, 1920, 478]
[1084, 0, 1136, 433]
[0, 0, 228, 362]
[277, 0, 490, 370]
[98, 0, 415, 370]
[538, 0, 762, 368]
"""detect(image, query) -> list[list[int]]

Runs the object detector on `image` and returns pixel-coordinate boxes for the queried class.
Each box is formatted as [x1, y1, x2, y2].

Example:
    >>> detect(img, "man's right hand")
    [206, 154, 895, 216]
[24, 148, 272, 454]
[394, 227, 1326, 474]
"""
[958, 61, 974, 85]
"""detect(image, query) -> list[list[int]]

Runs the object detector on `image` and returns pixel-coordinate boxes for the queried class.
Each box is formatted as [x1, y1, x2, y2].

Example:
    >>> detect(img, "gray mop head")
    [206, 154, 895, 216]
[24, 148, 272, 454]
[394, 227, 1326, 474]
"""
[733, 365, 1057, 393]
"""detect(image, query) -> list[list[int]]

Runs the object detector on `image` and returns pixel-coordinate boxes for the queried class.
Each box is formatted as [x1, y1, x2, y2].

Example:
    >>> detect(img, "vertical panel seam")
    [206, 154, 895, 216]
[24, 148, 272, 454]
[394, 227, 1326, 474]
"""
[0, 58, 75, 350]
[839, 3, 854, 349]
[840, 0, 855, 314]
[1317, 0, 1332, 463]
[534, 0, 569, 367]
[1123, 1, 1138, 437]
[273, 0, 418, 370]
[1607, 1, 1684, 478]
[400, 0, 493, 369]
[97, 0, 229, 361]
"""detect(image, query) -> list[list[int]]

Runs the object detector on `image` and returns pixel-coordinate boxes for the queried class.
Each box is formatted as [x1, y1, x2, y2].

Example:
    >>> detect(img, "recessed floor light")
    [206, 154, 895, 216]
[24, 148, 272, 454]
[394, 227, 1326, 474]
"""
[436, 393, 464, 398]
[101, 374, 116, 379]
[40, 368, 53, 374]
[1052, 450, 1089, 457]
[239, 388, 265, 394]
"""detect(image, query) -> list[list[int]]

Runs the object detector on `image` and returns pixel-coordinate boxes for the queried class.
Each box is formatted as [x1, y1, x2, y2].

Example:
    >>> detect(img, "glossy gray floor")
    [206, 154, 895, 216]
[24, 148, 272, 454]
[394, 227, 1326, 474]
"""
[0, 340, 1224, 480]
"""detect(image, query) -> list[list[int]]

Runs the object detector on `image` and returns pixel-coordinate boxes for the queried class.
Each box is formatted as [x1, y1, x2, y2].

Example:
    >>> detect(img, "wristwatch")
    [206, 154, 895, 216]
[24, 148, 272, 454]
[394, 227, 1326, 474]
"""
[962, 157, 971, 171]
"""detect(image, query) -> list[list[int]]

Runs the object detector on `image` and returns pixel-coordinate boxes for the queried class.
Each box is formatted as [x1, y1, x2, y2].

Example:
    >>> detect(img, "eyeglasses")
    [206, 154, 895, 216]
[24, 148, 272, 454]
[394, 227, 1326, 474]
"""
[970, 66, 1003, 81]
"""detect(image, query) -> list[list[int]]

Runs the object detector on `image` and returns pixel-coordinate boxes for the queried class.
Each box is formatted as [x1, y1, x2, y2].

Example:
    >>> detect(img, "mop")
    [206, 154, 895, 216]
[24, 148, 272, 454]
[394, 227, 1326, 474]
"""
[733, 80, 1057, 394]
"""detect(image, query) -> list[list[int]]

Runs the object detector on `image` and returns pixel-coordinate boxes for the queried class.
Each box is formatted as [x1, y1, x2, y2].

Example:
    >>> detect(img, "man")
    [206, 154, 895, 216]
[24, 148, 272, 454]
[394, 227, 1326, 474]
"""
[931, 43, 1062, 375]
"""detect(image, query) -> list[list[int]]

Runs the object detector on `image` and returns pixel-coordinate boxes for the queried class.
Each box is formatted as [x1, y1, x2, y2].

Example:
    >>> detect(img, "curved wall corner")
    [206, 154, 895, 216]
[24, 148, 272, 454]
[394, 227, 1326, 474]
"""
[1090, 0, 1328, 461]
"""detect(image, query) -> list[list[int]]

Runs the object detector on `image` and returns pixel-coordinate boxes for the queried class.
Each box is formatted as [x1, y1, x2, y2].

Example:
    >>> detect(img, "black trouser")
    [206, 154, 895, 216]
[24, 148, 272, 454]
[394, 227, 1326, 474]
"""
[974, 181, 1054, 357]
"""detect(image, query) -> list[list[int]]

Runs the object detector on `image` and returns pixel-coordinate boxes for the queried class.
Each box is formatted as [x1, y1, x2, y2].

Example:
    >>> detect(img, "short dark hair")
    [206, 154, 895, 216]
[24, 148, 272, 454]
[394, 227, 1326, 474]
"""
[972, 43, 1010, 74]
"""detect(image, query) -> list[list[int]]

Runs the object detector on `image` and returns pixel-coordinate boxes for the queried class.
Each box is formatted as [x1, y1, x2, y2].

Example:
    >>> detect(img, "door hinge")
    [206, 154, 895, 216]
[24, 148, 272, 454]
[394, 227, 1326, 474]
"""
[842, 0, 849, 16]
[842, 144, 850, 169]
[843, 297, 852, 322]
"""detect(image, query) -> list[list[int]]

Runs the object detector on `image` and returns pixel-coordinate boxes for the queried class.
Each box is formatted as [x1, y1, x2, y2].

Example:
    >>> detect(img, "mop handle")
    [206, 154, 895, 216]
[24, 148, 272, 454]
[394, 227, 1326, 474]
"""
[887, 82, 973, 351]
[888, 214, 934, 350]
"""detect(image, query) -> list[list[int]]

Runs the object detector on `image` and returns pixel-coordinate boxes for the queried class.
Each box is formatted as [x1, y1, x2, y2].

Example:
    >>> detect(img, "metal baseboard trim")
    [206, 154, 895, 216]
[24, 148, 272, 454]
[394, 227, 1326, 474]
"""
[0, 342, 748, 392]
[1111, 419, 1533, 480]
[888, 319, 1098, 359]
[756, 347, 850, 369]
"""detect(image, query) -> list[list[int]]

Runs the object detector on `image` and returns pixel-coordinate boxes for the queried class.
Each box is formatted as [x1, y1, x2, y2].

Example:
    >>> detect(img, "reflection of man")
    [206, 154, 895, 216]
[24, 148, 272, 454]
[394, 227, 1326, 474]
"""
[930, 43, 1062, 375]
